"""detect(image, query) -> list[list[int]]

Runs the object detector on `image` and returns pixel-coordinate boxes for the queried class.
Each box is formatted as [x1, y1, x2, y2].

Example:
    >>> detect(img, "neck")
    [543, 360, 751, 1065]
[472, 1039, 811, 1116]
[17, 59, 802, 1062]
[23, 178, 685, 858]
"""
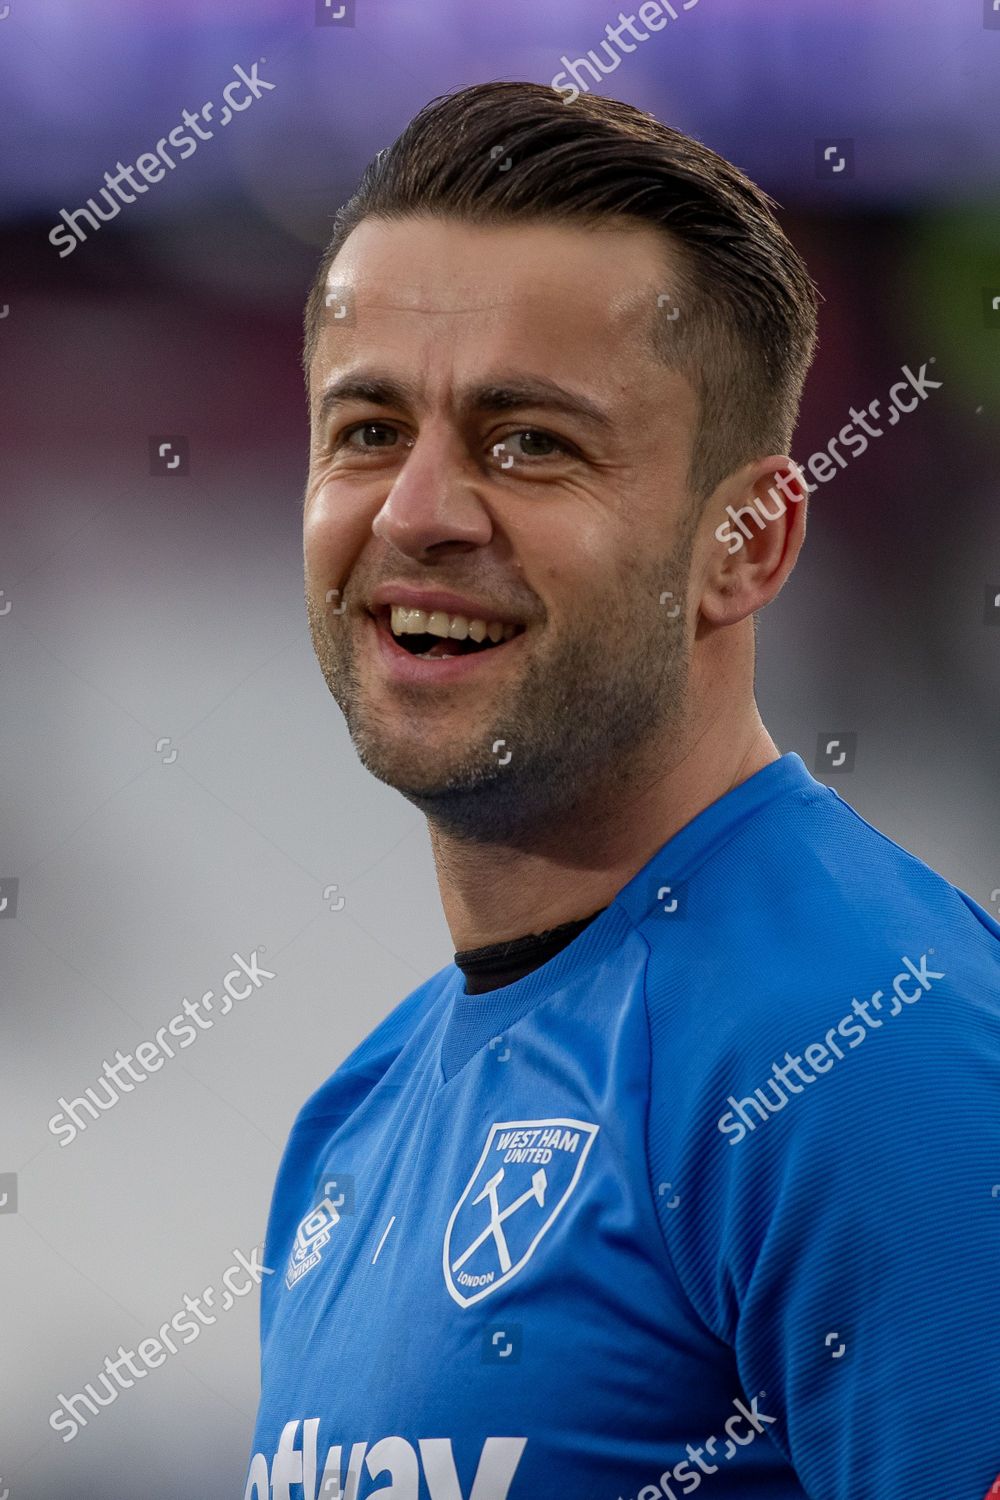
[429, 703, 779, 952]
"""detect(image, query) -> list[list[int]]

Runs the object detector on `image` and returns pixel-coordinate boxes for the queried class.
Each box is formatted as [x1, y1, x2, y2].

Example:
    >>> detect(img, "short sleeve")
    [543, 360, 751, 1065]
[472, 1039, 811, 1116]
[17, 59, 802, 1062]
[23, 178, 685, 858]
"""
[650, 939, 1000, 1499]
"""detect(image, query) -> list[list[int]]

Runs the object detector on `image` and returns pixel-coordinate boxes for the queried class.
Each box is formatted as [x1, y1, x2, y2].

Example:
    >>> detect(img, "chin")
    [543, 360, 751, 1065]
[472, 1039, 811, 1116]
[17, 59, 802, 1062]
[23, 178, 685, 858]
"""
[352, 739, 470, 798]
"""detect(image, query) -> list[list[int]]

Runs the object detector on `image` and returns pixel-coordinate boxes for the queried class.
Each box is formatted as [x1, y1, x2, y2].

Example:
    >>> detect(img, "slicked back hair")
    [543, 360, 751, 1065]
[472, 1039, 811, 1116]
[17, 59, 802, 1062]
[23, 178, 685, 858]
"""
[303, 80, 821, 507]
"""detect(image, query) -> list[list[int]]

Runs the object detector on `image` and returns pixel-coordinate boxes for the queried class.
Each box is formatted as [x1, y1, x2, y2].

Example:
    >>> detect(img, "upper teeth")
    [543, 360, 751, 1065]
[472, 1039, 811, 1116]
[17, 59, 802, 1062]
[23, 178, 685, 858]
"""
[389, 606, 518, 644]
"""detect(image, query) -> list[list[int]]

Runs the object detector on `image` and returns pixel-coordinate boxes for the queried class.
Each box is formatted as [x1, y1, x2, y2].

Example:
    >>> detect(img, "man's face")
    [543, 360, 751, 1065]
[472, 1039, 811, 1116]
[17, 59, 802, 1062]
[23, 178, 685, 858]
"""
[304, 215, 701, 841]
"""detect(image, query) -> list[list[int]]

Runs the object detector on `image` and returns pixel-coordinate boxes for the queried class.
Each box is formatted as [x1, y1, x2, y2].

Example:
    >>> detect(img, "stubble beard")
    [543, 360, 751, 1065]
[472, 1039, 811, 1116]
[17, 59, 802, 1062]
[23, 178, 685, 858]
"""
[305, 550, 692, 848]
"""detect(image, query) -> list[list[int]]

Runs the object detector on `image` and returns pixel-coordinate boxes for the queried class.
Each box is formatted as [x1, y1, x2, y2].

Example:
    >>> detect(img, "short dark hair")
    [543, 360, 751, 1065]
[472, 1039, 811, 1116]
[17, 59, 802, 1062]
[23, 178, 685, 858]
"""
[303, 80, 821, 504]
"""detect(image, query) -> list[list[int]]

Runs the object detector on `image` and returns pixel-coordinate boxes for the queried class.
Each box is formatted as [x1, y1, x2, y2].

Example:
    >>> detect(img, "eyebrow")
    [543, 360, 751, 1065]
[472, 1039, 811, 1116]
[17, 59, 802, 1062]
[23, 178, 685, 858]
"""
[313, 370, 615, 434]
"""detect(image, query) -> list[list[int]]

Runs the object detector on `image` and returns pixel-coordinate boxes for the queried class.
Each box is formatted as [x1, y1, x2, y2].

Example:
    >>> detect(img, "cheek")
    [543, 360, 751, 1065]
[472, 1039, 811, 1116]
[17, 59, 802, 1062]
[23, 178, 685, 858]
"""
[303, 477, 376, 588]
[534, 510, 621, 585]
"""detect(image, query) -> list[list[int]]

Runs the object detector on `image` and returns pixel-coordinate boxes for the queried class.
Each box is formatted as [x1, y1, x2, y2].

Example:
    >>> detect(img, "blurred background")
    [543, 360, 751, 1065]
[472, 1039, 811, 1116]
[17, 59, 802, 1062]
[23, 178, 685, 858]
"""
[1, 0, 998, 1494]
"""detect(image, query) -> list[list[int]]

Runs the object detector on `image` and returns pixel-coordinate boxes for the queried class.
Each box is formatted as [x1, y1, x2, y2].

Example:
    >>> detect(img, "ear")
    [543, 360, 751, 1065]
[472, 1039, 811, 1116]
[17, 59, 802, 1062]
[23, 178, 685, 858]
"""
[697, 456, 809, 628]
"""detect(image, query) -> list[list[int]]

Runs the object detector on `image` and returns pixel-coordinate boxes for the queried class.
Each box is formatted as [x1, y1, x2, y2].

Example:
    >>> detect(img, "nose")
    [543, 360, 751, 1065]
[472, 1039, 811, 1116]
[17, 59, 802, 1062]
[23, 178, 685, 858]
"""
[371, 427, 493, 560]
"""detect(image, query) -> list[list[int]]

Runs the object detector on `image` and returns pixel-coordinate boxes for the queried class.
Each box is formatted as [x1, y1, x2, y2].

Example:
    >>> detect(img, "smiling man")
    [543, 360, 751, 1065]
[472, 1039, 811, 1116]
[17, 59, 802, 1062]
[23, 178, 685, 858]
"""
[244, 82, 1000, 1500]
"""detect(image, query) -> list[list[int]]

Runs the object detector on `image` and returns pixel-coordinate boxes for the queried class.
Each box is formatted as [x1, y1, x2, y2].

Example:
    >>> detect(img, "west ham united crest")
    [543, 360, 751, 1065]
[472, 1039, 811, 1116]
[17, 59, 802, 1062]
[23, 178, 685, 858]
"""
[443, 1117, 599, 1308]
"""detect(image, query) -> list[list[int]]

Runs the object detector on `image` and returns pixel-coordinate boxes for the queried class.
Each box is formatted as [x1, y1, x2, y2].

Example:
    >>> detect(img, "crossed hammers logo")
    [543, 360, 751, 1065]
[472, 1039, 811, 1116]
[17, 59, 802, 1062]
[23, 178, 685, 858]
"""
[450, 1166, 547, 1275]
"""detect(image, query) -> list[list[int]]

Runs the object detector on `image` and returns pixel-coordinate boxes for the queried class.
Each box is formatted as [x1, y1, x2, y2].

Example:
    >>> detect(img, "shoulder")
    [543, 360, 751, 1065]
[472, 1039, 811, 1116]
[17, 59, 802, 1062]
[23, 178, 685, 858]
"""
[291, 965, 453, 1130]
[638, 780, 1000, 1055]
[635, 781, 1000, 1187]
[636, 788, 1000, 1340]
[259, 968, 453, 1270]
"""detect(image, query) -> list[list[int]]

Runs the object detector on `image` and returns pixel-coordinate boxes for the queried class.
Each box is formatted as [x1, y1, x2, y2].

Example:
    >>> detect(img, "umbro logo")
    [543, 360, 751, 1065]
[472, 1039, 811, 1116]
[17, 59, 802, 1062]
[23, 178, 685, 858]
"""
[285, 1180, 347, 1290]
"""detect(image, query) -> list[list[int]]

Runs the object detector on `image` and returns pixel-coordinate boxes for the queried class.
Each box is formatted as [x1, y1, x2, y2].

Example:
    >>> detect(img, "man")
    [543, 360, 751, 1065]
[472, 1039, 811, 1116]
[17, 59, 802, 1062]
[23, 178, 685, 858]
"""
[244, 81, 1000, 1499]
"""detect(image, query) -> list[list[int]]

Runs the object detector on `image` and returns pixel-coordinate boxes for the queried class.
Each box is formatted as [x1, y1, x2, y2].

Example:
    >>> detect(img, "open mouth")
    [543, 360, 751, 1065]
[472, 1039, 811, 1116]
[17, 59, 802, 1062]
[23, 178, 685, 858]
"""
[372, 605, 525, 661]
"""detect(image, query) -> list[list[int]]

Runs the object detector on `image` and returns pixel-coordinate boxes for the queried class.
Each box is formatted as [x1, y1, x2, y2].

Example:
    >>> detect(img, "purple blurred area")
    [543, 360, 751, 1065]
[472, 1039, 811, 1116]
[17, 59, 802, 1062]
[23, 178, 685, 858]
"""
[1, 0, 1000, 209]
[0, 0, 1000, 211]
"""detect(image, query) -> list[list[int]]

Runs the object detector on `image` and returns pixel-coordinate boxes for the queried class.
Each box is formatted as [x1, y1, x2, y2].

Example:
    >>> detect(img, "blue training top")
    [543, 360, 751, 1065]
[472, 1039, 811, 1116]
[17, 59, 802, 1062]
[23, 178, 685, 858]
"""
[244, 752, 1000, 1500]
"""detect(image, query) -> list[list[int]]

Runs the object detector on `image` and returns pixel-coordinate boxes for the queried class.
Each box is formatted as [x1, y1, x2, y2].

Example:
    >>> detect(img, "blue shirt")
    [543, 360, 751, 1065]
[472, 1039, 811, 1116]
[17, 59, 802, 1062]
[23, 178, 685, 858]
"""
[245, 753, 1000, 1499]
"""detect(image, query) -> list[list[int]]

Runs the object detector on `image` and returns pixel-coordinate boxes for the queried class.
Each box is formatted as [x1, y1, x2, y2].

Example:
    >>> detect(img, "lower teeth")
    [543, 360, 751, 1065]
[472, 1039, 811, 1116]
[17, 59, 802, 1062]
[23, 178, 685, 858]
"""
[394, 630, 495, 659]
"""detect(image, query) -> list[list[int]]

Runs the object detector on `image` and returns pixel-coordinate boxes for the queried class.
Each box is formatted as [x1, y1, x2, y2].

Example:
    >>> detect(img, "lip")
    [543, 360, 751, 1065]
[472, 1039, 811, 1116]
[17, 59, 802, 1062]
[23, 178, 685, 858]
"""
[368, 583, 524, 627]
[367, 611, 525, 684]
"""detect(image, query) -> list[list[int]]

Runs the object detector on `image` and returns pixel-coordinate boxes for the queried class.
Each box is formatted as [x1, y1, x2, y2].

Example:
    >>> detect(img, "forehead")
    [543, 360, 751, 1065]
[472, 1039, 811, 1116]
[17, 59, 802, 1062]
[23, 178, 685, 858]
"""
[312, 215, 687, 401]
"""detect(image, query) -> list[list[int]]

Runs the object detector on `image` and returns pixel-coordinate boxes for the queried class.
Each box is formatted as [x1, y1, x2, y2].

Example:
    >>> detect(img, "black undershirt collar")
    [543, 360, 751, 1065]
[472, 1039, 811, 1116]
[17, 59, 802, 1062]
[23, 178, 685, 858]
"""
[453, 906, 609, 995]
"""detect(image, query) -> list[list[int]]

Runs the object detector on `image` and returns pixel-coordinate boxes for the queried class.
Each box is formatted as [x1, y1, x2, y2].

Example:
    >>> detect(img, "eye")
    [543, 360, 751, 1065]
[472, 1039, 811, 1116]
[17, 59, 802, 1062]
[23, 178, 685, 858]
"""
[490, 429, 575, 467]
[338, 421, 409, 453]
